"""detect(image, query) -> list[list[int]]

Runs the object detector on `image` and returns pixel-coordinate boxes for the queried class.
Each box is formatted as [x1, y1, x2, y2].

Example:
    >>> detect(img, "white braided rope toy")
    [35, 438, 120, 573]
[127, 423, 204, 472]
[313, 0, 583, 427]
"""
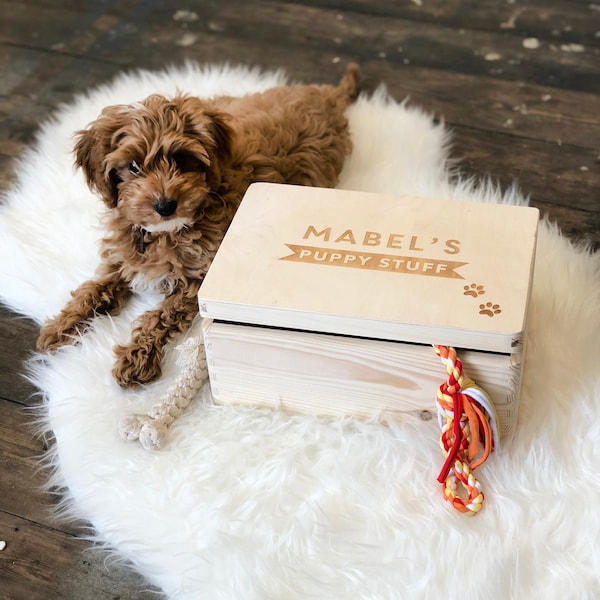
[118, 336, 208, 451]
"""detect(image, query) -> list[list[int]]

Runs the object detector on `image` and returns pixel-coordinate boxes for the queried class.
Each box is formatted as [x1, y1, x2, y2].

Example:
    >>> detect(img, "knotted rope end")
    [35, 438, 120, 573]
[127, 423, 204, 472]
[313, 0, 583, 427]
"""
[119, 336, 208, 451]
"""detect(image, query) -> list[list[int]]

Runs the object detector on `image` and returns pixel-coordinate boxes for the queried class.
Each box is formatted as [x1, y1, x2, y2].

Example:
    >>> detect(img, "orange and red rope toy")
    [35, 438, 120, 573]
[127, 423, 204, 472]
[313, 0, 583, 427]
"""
[433, 345, 500, 516]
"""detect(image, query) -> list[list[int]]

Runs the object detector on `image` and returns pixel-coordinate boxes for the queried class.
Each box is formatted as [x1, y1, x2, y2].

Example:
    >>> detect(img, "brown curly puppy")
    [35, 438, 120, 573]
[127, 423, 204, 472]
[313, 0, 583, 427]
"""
[37, 64, 360, 388]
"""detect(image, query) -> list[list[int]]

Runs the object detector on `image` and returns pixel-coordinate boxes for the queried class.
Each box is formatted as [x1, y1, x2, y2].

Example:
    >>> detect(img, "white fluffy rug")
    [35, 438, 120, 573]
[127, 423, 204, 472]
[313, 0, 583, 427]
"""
[1, 63, 599, 599]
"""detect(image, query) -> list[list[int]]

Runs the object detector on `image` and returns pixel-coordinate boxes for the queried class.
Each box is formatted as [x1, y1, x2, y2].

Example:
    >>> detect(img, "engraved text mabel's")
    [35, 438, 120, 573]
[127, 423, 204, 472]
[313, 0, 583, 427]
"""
[302, 226, 462, 255]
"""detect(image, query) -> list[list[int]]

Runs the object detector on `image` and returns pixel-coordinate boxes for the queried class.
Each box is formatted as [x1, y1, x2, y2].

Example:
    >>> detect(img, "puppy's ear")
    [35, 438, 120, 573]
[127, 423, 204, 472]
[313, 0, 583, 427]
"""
[202, 109, 234, 165]
[198, 109, 235, 190]
[177, 97, 235, 188]
[74, 105, 131, 208]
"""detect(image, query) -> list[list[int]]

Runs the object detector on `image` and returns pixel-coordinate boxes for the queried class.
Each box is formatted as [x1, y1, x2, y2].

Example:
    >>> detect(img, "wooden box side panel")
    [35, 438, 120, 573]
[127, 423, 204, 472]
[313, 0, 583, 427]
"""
[203, 321, 522, 438]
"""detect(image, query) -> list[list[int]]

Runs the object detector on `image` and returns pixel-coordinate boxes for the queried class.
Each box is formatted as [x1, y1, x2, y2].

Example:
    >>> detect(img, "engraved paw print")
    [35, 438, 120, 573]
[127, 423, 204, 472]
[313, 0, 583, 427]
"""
[464, 283, 485, 298]
[479, 302, 502, 317]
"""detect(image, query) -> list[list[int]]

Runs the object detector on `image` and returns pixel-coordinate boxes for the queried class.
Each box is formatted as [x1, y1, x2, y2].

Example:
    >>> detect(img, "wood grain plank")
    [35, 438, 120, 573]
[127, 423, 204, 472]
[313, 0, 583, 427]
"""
[0, 53, 119, 153]
[3, 3, 595, 156]
[525, 203, 600, 250]
[4, 0, 137, 13]
[0, 0, 143, 55]
[0, 511, 162, 600]
[0, 398, 58, 526]
[365, 61, 600, 148]
[0, 307, 39, 404]
[283, 0, 600, 45]
[4, 1, 597, 93]
[0, 156, 18, 191]
[0, 394, 162, 598]
[0, 2, 104, 51]
[195, 1, 600, 92]
[450, 127, 599, 226]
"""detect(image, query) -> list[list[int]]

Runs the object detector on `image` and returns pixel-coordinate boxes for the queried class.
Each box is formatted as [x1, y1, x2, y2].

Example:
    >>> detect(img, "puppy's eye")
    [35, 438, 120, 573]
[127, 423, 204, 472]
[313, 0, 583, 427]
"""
[173, 153, 205, 173]
[129, 161, 142, 176]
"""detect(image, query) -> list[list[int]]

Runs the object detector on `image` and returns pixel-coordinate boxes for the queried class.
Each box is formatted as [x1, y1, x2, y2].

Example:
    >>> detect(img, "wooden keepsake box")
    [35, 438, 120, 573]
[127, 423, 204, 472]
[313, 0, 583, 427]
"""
[198, 183, 539, 437]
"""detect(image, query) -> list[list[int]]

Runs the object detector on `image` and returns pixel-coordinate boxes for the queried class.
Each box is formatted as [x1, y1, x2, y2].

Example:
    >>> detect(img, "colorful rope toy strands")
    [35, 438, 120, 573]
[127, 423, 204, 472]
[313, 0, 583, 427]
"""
[433, 345, 500, 516]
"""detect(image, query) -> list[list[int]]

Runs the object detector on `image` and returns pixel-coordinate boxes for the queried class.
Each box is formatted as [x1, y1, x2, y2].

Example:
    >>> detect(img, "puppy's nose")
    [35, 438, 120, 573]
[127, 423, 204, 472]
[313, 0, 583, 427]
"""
[154, 198, 178, 217]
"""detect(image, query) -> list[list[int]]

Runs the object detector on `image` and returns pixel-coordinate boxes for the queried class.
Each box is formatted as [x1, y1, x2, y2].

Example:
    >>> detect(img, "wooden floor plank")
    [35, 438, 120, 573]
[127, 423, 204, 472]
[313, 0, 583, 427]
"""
[290, 0, 600, 46]
[179, 1, 600, 91]
[0, 398, 54, 524]
[4, 1, 597, 92]
[368, 61, 600, 148]
[451, 127, 598, 203]
[0, 395, 162, 598]
[0, 511, 162, 600]
[0, 308, 39, 404]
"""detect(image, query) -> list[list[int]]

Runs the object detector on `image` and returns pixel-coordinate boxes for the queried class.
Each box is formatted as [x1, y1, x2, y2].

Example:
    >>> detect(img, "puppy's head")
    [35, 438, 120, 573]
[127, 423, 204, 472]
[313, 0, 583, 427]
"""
[74, 94, 233, 233]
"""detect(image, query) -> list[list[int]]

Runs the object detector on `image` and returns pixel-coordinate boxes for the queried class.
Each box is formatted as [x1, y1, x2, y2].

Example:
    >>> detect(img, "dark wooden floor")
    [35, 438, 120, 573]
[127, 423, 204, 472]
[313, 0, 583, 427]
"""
[0, 1, 598, 598]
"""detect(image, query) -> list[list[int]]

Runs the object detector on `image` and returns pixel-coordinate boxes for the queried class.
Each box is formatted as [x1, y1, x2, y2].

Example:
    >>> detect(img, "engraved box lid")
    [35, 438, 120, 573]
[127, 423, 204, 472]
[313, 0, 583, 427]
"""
[198, 183, 539, 354]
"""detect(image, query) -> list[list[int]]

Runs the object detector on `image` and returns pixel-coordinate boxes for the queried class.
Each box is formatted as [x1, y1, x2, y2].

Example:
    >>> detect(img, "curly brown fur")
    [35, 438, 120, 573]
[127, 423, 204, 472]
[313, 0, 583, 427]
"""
[37, 64, 360, 388]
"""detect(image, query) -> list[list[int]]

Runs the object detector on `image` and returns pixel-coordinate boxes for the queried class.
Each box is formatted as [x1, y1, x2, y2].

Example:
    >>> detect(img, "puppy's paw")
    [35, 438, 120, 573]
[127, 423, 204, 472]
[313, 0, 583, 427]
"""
[112, 342, 163, 389]
[36, 320, 82, 352]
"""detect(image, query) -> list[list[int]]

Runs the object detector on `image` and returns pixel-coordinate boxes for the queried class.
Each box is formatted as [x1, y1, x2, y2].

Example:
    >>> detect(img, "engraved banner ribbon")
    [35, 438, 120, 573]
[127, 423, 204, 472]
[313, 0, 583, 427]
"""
[280, 244, 467, 279]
